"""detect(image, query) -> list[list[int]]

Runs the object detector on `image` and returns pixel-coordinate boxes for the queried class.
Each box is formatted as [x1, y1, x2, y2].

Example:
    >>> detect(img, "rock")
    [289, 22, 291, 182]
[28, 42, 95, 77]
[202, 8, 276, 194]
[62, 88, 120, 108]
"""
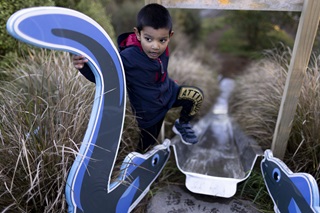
[147, 185, 260, 213]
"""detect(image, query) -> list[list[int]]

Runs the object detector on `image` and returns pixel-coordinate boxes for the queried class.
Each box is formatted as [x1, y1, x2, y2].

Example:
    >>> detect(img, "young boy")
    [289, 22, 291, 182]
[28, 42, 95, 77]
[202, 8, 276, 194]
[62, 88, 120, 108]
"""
[73, 3, 203, 152]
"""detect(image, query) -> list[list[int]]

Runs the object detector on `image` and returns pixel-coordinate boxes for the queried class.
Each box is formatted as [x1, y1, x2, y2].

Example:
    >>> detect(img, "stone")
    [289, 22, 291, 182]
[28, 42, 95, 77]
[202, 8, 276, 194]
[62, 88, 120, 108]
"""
[147, 185, 260, 213]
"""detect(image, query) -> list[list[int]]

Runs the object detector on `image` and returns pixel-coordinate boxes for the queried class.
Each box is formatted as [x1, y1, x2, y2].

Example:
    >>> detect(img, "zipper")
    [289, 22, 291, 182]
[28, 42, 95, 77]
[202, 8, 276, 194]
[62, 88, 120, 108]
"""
[157, 58, 164, 75]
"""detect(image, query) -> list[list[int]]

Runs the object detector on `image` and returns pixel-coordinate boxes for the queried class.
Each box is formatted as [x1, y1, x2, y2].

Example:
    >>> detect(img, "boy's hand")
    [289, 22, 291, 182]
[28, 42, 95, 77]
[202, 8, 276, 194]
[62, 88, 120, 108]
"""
[73, 55, 88, 69]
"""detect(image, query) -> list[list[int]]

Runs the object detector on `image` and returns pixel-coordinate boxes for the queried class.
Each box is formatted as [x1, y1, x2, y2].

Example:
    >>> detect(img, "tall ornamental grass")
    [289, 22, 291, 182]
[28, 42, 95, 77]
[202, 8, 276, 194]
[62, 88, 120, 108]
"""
[0, 49, 141, 212]
[0, 49, 95, 212]
[0, 46, 219, 212]
[229, 45, 320, 182]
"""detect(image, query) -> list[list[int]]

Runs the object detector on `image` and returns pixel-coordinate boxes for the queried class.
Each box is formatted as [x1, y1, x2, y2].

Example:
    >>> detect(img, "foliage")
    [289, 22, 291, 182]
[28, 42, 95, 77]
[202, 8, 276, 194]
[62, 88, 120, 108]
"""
[201, 15, 226, 39]
[288, 52, 320, 180]
[75, 0, 115, 41]
[106, 0, 144, 36]
[54, 0, 80, 8]
[229, 45, 320, 183]
[170, 8, 202, 45]
[0, 0, 115, 60]
[0, 49, 94, 212]
[0, 0, 54, 57]
[228, 11, 273, 48]
[237, 165, 274, 212]
[218, 28, 256, 57]
[225, 11, 296, 52]
[0, 49, 144, 212]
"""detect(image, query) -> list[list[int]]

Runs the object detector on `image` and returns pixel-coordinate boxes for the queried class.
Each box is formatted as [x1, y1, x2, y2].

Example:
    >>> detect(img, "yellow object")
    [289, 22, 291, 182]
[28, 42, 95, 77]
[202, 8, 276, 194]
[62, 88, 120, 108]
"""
[219, 0, 229, 5]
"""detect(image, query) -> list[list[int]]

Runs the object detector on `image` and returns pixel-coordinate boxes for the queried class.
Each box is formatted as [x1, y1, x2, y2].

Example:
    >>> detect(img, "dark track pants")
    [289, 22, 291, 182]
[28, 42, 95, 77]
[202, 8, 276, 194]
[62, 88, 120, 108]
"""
[136, 86, 203, 152]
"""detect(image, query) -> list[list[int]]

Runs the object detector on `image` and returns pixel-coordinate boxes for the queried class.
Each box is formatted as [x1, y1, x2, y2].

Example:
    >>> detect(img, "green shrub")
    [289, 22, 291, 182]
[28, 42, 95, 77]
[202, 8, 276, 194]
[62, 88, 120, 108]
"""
[0, 0, 54, 57]
[54, 0, 80, 8]
[170, 8, 202, 45]
[224, 11, 295, 54]
[75, 0, 115, 41]
[107, 0, 144, 36]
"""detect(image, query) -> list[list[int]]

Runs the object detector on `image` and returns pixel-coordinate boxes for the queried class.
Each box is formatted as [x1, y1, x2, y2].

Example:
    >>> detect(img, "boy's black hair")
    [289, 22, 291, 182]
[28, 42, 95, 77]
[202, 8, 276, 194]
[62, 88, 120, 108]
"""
[136, 3, 172, 33]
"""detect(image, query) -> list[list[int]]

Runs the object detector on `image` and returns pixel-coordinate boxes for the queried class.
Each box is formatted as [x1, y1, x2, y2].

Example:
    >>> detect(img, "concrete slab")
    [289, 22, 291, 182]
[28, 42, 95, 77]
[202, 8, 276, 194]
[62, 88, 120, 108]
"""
[147, 185, 260, 213]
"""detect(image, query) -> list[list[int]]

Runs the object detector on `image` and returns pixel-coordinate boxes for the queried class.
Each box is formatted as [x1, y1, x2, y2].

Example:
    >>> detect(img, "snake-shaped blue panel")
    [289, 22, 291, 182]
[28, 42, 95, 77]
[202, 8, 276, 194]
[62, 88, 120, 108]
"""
[261, 150, 320, 213]
[7, 7, 170, 213]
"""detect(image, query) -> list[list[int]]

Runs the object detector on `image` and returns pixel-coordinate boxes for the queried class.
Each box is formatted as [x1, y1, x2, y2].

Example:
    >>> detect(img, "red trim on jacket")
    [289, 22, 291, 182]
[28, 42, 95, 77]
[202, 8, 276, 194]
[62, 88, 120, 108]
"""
[119, 33, 169, 56]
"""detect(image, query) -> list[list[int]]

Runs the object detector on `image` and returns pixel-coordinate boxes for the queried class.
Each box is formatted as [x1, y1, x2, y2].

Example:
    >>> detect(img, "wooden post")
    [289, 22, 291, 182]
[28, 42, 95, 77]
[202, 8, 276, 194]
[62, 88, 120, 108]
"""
[271, 0, 320, 159]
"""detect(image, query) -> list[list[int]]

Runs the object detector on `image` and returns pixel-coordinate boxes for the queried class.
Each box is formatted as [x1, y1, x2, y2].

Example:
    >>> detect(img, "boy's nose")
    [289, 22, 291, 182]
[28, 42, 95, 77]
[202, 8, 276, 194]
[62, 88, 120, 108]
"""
[152, 43, 160, 50]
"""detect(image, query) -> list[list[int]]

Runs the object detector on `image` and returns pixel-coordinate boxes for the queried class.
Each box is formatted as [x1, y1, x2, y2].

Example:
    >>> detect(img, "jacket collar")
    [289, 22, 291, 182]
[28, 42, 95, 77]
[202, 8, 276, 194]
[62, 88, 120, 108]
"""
[118, 33, 142, 50]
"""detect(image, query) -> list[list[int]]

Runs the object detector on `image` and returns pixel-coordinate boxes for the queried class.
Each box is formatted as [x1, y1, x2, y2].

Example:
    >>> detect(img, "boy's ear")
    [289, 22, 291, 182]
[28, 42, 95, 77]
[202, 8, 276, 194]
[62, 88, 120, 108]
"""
[133, 27, 141, 41]
[170, 31, 174, 38]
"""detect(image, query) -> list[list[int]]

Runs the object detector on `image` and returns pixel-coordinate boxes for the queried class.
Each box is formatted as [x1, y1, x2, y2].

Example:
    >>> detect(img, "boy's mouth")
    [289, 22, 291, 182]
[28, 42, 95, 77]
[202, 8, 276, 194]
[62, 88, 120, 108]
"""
[149, 52, 159, 58]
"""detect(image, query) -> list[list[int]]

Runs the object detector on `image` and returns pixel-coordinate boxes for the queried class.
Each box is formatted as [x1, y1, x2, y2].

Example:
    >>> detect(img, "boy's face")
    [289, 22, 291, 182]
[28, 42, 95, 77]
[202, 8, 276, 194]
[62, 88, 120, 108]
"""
[134, 26, 174, 60]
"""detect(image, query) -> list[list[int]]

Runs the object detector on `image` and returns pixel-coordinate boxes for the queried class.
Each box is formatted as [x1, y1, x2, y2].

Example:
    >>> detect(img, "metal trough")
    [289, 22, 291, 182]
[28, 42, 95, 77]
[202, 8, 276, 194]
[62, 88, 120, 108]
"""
[171, 78, 263, 197]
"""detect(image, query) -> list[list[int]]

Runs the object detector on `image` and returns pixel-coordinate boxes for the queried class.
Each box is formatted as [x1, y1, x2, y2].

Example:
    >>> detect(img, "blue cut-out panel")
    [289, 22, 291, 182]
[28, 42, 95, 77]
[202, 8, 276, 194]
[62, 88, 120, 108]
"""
[7, 7, 170, 213]
[261, 149, 320, 213]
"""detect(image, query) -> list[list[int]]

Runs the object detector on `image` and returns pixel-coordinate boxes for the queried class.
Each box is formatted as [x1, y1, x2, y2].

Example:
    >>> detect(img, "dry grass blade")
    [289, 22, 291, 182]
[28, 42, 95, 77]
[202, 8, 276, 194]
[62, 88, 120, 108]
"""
[229, 45, 320, 182]
[0, 43, 219, 212]
[0, 49, 93, 212]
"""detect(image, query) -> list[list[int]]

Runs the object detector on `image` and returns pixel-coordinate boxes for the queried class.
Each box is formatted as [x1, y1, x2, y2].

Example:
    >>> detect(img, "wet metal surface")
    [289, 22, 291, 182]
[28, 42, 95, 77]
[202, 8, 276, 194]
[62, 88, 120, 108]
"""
[171, 78, 263, 197]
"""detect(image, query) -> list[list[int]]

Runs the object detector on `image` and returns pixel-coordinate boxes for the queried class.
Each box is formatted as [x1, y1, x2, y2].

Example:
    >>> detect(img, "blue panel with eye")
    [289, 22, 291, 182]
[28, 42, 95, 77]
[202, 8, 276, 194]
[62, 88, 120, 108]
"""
[6, 7, 170, 213]
[272, 168, 281, 182]
[152, 154, 160, 167]
[261, 149, 320, 213]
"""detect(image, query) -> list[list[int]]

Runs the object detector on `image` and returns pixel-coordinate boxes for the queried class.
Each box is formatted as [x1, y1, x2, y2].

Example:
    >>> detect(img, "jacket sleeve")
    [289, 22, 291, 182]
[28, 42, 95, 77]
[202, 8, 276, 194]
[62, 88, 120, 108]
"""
[79, 63, 96, 84]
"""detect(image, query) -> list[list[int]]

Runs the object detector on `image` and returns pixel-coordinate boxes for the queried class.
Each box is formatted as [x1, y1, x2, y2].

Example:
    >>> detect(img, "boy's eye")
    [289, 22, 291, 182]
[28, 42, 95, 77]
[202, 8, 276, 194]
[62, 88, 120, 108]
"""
[144, 37, 152, 42]
[160, 39, 167, 43]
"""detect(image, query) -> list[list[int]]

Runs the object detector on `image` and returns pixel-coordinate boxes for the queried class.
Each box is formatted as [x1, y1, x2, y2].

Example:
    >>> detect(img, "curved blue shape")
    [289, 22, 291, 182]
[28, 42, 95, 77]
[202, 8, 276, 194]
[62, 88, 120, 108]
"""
[116, 177, 140, 212]
[6, 7, 171, 213]
[261, 150, 320, 213]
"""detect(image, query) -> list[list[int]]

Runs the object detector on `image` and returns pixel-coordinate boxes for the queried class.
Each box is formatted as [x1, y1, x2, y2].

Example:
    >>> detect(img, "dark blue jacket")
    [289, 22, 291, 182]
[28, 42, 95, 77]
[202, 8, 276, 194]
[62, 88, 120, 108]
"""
[79, 32, 179, 128]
